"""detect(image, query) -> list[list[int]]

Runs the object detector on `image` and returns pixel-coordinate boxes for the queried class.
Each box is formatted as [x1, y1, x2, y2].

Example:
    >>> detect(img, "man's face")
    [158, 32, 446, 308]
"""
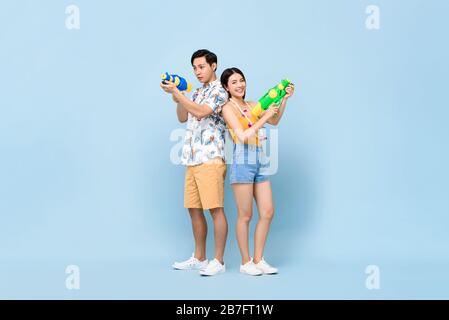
[192, 57, 216, 84]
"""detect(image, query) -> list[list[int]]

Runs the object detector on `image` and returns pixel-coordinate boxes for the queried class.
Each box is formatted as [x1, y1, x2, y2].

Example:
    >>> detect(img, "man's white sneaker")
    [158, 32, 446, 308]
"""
[199, 258, 226, 276]
[172, 254, 208, 270]
[254, 258, 278, 274]
[240, 259, 263, 276]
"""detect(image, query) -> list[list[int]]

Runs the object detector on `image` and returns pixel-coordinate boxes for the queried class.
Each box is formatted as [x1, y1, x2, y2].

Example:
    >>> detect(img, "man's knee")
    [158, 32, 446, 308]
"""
[209, 207, 225, 218]
[188, 208, 204, 219]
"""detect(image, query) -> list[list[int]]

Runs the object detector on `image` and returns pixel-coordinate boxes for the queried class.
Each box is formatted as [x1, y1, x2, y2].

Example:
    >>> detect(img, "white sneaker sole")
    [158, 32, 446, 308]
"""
[240, 270, 263, 276]
[173, 266, 196, 270]
[172, 264, 208, 270]
[199, 269, 225, 276]
[260, 270, 278, 275]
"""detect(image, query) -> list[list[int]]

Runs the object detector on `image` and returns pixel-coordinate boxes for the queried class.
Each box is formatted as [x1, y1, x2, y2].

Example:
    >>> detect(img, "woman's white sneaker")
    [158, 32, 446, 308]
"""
[240, 259, 263, 276]
[254, 258, 278, 274]
[172, 253, 208, 270]
[199, 258, 226, 276]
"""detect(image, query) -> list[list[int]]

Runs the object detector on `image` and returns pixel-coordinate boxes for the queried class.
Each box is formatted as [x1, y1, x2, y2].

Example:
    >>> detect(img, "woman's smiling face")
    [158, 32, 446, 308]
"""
[226, 73, 246, 99]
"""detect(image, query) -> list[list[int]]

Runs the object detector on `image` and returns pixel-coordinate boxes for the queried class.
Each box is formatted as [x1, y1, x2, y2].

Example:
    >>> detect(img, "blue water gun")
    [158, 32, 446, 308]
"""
[161, 72, 193, 92]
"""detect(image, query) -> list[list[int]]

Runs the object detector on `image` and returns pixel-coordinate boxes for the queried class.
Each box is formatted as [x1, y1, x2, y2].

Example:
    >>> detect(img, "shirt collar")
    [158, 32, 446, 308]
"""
[202, 78, 220, 89]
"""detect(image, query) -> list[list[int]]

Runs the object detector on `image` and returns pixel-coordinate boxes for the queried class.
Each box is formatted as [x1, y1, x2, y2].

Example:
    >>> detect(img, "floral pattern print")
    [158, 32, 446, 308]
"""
[181, 79, 228, 166]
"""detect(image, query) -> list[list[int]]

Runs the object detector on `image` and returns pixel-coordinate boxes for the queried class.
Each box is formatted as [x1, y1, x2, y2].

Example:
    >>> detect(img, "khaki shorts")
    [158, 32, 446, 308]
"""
[184, 159, 226, 209]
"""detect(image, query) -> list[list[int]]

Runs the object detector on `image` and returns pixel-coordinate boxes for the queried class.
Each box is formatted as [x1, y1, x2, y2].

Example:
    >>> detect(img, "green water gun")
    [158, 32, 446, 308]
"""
[251, 79, 291, 118]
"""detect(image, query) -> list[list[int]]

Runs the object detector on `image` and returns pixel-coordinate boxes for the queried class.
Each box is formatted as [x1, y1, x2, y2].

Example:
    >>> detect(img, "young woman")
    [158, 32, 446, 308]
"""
[220, 68, 294, 276]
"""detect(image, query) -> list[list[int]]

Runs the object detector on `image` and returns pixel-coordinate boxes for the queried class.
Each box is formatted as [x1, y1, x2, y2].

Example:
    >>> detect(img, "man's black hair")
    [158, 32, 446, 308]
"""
[191, 49, 218, 68]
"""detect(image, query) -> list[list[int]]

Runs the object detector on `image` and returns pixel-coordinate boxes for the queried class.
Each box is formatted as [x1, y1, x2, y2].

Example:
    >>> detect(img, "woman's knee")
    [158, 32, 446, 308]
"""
[260, 207, 274, 221]
[237, 211, 253, 223]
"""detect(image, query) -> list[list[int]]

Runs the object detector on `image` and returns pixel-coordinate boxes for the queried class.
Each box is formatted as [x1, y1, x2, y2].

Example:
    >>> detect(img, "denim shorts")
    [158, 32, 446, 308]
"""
[229, 144, 270, 184]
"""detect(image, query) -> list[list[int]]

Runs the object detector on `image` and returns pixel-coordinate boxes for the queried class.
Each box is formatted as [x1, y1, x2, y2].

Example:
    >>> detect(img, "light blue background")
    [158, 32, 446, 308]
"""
[1, 0, 448, 299]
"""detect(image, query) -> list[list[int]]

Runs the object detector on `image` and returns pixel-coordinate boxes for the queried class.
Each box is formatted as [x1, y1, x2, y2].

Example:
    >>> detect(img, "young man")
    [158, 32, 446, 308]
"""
[160, 49, 229, 276]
